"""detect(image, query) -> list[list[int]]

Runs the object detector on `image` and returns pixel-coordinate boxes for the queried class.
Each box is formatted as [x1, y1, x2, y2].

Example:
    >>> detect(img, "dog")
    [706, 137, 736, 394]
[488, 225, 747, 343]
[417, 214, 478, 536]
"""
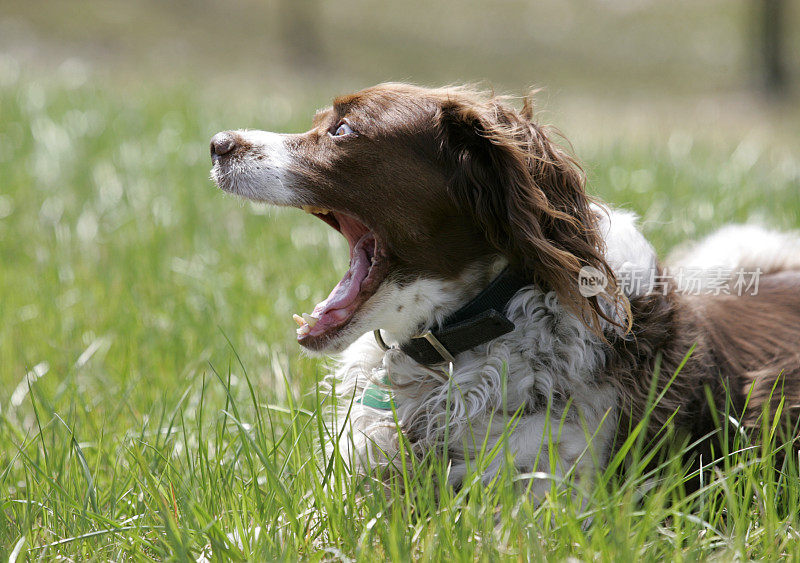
[210, 83, 800, 496]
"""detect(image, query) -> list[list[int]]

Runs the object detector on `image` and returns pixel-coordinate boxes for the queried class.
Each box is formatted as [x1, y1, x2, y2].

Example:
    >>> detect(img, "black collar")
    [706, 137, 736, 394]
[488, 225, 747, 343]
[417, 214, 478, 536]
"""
[375, 267, 529, 365]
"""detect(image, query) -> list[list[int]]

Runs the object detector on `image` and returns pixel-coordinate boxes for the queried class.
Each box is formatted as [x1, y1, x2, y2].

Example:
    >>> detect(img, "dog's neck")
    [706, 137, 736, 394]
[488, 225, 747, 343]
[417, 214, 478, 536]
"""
[372, 205, 659, 361]
[373, 256, 508, 346]
[392, 266, 529, 365]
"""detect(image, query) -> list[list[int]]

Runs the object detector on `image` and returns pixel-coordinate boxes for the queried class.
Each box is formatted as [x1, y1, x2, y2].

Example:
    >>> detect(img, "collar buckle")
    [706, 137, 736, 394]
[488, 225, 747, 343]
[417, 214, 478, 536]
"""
[417, 331, 456, 364]
[374, 329, 456, 365]
[373, 329, 392, 351]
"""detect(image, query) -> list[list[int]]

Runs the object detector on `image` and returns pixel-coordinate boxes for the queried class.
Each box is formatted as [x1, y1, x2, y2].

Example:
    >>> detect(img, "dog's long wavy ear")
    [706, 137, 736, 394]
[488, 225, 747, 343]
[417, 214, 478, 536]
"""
[439, 93, 626, 333]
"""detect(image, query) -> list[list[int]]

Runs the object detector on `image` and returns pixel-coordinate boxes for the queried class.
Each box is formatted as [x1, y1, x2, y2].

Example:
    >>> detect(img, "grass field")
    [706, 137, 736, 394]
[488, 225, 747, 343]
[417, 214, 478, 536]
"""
[2, 66, 800, 561]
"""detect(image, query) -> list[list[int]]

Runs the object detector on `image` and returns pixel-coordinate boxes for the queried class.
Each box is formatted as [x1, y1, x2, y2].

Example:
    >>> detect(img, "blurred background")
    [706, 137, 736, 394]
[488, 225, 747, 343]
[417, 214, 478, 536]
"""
[2, 0, 799, 141]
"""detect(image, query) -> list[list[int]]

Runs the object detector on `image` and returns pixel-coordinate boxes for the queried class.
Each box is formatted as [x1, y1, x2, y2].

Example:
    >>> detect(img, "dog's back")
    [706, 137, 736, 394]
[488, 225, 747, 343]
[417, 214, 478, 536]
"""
[694, 270, 800, 428]
[610, 225, 800, 449]
[672, 224, 800, 426]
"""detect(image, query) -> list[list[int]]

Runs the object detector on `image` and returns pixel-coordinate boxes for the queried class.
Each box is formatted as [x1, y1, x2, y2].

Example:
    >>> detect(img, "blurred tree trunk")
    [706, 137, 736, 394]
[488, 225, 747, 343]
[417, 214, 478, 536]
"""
[277, 0, 324, 69]
[757, 0, 788, 97]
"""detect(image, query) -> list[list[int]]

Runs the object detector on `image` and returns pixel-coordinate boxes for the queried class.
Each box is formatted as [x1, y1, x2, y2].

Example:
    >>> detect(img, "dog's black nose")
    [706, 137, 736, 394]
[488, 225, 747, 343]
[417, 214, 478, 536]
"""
[210, 132, 237, 159]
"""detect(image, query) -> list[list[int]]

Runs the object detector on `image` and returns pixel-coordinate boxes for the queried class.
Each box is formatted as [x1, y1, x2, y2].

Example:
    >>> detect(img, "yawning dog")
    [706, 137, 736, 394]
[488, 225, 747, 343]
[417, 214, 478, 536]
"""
[210, 83, 800, 495]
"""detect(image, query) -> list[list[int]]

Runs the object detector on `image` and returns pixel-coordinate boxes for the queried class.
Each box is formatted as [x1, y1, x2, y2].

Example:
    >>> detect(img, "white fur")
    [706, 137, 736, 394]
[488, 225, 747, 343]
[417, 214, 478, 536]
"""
[593, 203, 658, 296]
[667, 224, 800, 292]
[211, 130, 295, 204]
[328, 207, 655, 497]
[307, 258, 510, 354]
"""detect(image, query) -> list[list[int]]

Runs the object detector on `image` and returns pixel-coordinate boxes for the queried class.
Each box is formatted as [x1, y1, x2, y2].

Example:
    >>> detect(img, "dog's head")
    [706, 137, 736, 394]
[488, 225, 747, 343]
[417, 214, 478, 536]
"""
[211, 83, 619, 353]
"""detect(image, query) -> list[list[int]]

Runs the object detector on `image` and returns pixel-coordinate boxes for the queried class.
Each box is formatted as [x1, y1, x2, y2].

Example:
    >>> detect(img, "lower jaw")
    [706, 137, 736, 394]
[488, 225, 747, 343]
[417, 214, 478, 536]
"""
[297, 263, 389, 351]
[297, 320, 354, 351]
[297, 300, 369, 352]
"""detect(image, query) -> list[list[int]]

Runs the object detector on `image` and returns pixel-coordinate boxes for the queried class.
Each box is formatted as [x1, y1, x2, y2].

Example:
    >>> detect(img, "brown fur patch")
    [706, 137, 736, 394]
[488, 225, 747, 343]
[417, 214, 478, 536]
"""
[605, 269, 800, 447]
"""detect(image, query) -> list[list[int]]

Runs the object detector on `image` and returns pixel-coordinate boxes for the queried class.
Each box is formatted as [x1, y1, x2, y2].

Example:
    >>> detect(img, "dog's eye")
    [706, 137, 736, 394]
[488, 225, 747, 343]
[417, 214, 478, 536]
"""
[332, 122, 355, 137]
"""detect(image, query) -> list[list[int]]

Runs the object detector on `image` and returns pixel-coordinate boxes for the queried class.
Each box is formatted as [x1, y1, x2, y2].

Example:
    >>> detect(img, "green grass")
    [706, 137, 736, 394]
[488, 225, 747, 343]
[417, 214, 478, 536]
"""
[2, 69, 800, 561]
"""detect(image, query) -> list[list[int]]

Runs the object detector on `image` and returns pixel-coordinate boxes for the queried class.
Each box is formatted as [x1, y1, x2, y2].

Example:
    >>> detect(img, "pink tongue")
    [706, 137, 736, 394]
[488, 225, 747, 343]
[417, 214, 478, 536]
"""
[309, 234, 373, 333]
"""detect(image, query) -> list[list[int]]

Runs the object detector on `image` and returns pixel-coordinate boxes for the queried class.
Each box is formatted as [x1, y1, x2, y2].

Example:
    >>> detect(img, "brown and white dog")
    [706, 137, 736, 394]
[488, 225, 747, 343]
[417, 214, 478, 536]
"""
[210, 83, 800, 495]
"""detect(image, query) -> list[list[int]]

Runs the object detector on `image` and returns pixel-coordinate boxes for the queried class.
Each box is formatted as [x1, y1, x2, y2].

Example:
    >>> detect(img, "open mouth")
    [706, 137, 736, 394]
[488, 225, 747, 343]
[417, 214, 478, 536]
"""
[293, 206, 388, 349]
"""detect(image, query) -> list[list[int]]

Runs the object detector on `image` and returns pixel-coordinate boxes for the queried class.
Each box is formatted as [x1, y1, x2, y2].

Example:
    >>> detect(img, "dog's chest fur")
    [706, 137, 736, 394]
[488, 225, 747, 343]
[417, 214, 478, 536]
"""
[328, 206, 654, 491]
[332, 288, 617, 492]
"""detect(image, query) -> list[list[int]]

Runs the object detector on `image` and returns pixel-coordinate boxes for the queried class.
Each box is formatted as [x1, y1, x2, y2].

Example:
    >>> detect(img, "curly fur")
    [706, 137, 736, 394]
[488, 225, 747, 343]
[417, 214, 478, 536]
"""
[329, 204, 654, 494]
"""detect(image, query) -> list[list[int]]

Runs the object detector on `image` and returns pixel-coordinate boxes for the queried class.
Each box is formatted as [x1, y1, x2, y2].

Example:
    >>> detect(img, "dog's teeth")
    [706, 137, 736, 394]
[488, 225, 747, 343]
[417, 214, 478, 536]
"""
[296, 324, 311, 336]
[301, 205, 330, 215]
[293, 314, 304, 326]
[302, 313, 318, 327]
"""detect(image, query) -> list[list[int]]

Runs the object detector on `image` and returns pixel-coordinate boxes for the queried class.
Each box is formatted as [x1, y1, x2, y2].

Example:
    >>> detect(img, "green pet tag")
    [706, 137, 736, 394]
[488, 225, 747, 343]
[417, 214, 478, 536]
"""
[357, 376, 393, 411]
